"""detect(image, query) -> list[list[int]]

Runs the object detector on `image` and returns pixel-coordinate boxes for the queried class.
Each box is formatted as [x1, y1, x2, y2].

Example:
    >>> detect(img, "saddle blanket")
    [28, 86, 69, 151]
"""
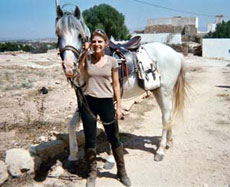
[136, 46, 161, 90]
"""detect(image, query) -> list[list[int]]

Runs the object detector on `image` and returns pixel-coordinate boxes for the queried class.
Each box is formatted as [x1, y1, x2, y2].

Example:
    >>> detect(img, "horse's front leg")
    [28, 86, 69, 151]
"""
[103, 144, 115, 170]
[166, 128, 173, 149]
[68, 107, 80, 161]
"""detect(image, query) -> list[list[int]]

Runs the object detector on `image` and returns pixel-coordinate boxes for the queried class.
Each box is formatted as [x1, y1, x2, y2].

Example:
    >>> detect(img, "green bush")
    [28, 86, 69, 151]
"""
[204, 20, 230, 38]
[0, 42, 57, 53]
[83, 4, 131, 40]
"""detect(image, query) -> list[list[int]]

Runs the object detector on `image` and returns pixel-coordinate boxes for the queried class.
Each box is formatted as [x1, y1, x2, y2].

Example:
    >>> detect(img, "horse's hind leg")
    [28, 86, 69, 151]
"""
[153, 88, 173, 161]
[68, 108, 80, 161]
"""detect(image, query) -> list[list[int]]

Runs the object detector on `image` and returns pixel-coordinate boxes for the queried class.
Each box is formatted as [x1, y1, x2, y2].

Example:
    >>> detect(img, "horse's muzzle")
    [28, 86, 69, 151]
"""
[65, 72, 79, 79]
[64, 69, 80, 79]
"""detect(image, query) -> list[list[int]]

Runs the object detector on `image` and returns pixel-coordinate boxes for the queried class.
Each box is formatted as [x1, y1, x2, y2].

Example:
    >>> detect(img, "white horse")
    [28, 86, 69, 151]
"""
[55, 1, 188, 163]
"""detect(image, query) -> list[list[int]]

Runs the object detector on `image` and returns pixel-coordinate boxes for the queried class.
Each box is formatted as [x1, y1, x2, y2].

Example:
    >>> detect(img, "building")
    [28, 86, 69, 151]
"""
[133, 16, 198, 43]
[207, 15, 224, 33]
[145, 16, 198, 36]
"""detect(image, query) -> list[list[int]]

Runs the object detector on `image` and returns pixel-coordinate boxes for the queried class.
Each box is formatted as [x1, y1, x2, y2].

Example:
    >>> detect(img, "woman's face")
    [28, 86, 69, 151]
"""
[91, 35, 107, 54]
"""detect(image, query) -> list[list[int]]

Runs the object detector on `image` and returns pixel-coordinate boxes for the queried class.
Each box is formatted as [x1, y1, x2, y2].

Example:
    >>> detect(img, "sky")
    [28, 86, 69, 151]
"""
[0, 0, 229, 41]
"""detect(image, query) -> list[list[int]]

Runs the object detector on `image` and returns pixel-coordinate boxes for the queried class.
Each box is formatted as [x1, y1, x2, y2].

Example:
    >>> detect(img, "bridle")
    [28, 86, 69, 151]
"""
[58, 35, 88, 78]
[59, 45, 81, 60]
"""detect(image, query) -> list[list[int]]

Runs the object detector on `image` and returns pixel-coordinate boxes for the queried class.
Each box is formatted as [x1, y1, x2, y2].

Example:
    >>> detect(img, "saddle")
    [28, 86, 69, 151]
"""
[109, 36, 141, 52]
[106, 36, 160, 92]
[106, 36, 141, 79]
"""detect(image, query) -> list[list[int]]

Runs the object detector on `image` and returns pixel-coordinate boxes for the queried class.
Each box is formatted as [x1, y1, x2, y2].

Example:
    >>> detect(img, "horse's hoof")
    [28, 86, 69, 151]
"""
[166, 139, 173, 149]
[154, 153, 164, 162]
[68, 155, 78, 161]
[103, 161, 115, 170]
[63, 160, 78, 172]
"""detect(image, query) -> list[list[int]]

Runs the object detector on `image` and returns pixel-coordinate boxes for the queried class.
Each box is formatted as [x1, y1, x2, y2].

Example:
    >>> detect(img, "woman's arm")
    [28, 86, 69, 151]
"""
[112, 68, 123, 120]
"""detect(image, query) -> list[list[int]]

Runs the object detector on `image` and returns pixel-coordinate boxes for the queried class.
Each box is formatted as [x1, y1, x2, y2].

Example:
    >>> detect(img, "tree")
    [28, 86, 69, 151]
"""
[204, 20, 230, 38]
[83, 4, 131, 40]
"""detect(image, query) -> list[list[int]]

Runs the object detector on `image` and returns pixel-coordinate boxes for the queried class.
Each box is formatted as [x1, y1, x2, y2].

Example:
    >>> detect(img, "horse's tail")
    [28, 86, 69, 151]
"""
[169, 54, 189, 127]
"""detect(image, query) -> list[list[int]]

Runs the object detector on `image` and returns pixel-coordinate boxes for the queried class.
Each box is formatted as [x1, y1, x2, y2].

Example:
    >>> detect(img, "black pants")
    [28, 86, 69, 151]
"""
[81, 95, 122, 149]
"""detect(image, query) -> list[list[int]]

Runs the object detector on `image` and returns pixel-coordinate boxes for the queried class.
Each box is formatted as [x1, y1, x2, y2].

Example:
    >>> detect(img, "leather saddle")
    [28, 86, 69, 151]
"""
[105, 36, 141, 79]
[108, 36, 141, 52]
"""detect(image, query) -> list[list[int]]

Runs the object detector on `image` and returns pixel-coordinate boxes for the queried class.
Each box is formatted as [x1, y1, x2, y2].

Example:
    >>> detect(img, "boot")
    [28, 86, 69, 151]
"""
[86, 148, 97, 187]
[112, 145, 131, 186]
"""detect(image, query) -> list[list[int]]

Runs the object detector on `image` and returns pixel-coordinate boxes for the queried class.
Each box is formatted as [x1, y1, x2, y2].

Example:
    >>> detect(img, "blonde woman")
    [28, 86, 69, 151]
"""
[79, 29, 131, 187]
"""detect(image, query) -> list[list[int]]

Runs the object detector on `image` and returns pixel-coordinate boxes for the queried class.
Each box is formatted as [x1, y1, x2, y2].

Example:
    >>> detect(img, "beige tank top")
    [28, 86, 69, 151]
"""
[84, 55, 118, 98]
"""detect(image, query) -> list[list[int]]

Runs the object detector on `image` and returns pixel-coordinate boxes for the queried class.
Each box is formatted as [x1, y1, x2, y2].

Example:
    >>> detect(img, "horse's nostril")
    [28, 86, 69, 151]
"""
[73, 62, 77, 68]
[66, 68, 73, 76]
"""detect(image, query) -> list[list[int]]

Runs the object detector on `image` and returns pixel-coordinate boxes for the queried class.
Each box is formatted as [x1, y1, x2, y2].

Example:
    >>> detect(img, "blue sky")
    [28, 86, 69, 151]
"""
[0, 0, 229, 40]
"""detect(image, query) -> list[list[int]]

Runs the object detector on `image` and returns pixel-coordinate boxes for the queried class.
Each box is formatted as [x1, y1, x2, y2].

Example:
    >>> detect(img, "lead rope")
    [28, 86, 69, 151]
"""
[70, 79, 117, 125]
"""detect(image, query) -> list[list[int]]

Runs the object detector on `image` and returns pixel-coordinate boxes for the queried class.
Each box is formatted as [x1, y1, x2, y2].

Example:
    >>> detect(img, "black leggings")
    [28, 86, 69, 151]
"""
[81, 95, 122, 149]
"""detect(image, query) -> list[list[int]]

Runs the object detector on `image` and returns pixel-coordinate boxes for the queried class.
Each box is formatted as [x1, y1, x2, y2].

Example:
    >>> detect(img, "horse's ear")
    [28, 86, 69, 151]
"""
[56, 5, 63, 18]
[74, 5, 81, 19]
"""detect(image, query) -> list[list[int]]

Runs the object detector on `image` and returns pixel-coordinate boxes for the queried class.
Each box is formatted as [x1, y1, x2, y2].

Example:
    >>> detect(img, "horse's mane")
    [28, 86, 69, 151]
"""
[55, 11, 86, 39]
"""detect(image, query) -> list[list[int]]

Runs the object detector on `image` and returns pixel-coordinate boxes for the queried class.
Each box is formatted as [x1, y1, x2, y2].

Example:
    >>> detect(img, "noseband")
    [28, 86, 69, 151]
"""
[59, 45, 81, 60]
[58, 43, 85, 78]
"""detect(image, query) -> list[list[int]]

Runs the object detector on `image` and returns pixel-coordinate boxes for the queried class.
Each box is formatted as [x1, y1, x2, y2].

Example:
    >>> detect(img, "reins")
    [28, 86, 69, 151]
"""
[69, 78, 117, 125]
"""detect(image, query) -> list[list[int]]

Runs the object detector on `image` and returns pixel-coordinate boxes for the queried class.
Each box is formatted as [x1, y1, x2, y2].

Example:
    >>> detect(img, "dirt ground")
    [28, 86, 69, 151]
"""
[0, 50, 230, 187]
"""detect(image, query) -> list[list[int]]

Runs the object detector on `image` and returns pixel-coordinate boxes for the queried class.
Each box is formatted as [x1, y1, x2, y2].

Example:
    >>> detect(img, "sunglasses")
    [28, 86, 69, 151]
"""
[95, 29, 106, 35]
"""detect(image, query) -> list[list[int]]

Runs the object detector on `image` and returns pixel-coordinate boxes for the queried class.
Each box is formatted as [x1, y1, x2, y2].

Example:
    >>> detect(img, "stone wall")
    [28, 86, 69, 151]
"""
[147, 17, 198, 28]
[145, 24, 197, 36]
[144, 16, 198, 41]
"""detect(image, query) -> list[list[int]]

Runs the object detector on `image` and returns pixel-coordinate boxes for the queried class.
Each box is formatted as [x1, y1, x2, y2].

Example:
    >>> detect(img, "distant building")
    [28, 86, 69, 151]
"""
[145, 16, 198, 36]
[133, 16, 198, 43]
[207, 15, 224, 33]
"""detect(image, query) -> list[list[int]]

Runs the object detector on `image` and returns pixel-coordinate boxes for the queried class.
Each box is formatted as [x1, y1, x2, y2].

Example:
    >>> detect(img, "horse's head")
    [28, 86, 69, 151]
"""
[55, 0, 90, 78]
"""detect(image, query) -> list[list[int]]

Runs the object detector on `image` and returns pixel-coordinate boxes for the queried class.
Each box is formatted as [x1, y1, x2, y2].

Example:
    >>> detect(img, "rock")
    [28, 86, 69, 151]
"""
[49, 160, 66, 178]
[5, 148, 34, 177]
[31, 154, 43, 171]
[38, 135, 48, 142]
[40, 87, 48, 94]
[29, 144, 39, 155]
[32, 140, 64, 162]
[55, 80, 61, 84]
[0, 161, 8, 185]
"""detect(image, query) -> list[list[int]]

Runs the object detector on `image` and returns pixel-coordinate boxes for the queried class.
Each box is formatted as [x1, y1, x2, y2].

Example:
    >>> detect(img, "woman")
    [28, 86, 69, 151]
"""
[79, 29, 131, 187]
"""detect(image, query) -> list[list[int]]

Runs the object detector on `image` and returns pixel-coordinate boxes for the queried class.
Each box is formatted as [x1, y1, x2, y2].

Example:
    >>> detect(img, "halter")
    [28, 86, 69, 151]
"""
[58, 36, 88, 78]
[59, 45, 81, 59]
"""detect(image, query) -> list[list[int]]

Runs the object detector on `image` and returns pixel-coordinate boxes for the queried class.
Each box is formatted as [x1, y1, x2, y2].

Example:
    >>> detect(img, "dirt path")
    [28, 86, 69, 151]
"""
[1, 51, 230, 186]
[93, 56, 230, 187]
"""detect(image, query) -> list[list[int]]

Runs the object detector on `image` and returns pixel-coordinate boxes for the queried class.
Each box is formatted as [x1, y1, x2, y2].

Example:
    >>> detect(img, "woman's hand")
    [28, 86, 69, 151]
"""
[79, 42, 90, 72]
[84, 42, 91, 51]
[116, 107, 123, 120]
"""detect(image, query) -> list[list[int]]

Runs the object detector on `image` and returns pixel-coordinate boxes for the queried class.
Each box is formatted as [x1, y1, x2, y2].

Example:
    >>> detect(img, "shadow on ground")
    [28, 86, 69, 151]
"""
[33, 130, 161, 182]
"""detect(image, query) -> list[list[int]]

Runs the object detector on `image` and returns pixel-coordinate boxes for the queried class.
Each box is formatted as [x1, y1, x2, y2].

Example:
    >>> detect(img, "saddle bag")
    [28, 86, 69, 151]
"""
[136, 47, 161, 91]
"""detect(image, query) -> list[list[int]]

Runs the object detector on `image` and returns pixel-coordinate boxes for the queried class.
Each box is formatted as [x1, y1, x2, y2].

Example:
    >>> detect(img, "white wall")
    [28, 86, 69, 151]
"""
[132, 33, 182, 45]
[202, 39, 230, 60]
